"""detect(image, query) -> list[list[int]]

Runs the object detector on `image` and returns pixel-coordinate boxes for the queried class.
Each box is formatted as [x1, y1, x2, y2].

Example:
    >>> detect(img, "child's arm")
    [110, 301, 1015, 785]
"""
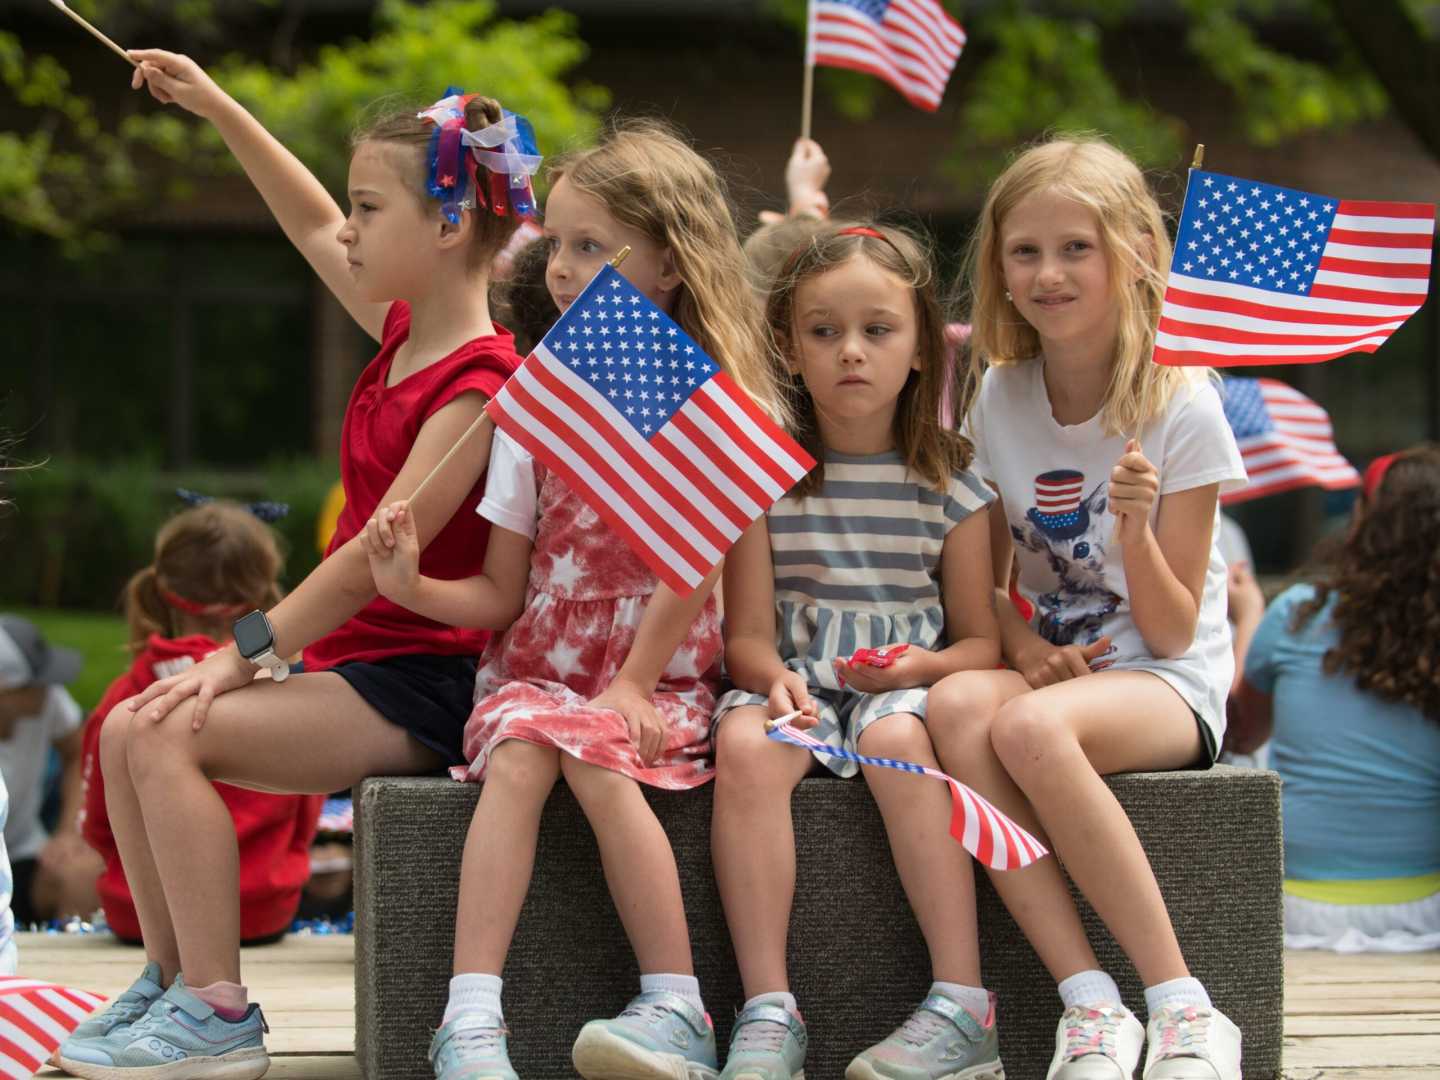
[361, 500, 531, 630]
[130, 49, 389, 341]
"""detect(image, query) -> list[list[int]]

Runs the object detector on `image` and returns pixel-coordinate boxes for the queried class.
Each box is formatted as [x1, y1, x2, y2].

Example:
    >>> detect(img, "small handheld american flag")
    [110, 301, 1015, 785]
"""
[766, 715, 1048, 871]
[807, 0, 966, 112]
[1155, 169, 1435, 367]
[1220, 377, 1360, 504]
[0, 975, 106, 1078]
[486, 265, 815, 595]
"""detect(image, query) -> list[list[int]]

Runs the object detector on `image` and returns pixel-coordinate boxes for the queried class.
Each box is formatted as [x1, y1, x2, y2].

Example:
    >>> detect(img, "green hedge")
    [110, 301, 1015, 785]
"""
[1, 456, 339, 612]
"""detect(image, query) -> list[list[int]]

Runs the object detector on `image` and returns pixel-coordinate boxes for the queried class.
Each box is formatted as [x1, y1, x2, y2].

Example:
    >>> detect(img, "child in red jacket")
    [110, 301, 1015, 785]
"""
[81, 500, 323, 943]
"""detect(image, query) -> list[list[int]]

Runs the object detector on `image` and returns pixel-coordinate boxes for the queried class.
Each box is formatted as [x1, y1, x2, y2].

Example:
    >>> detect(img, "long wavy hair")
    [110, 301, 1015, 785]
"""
[547, 118, 787, 423]
[962, 135, 1205, 434]
[765, 223, 972, 497]
[1293, 444, 1440, 723]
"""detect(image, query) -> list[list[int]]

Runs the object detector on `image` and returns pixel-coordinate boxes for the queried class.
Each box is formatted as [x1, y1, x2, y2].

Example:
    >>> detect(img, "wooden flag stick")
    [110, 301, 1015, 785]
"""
[1192, 143, 1206, 170]
[801, 63, 815, 142]
[45, 0, 137, 67]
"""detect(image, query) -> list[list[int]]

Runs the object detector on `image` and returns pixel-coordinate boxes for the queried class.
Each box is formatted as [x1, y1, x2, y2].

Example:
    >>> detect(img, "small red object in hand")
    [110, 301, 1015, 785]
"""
[836, 643, 910, 686]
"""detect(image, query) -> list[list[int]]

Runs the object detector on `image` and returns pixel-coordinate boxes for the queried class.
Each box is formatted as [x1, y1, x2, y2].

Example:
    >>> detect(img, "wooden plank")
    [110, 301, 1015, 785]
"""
[1282, 1070, 1440, 1080]
[38, 1056, 361, 1080]
[1286, 1013, 1440, 1036]
[1283, 1034, 1440, 1068]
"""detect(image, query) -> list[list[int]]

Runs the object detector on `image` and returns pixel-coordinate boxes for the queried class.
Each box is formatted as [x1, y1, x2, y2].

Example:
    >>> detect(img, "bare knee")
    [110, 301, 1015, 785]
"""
[715, 709, 805, 798]
[124, 699, 205, 784]
[559, 753, 633, 806]
[856, 712, 930, 762]
[99, 702, 136, 778]
[991, 695, 1075, 778]
[485, 739, 561, 797]
[925, 673, 1008, 765]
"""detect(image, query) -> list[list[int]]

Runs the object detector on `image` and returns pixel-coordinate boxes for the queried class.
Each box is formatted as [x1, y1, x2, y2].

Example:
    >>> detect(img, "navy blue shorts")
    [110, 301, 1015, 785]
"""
[329, 653, 477, 767]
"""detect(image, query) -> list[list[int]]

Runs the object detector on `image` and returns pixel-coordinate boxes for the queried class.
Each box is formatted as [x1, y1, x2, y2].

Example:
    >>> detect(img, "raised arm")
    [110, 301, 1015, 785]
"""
[130, 49, 389, 340]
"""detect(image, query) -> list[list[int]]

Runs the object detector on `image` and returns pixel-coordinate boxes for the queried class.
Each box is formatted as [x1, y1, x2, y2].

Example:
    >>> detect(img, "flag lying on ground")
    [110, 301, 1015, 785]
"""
[0, 976, 106, 1079]
[486, 265, 815, 595]
[1155, 169, 1435, 367]
[808, 0, 966, 112]
[767, 716, 1048, 871]
[1220, 377, 1360, 504]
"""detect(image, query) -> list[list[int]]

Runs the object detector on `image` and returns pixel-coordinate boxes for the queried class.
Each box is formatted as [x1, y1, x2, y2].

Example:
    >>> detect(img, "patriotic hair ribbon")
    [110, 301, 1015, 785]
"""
[765, 714, 1049, 871]
[418, 89, 541, 224]
[0, 974, 108, 1077]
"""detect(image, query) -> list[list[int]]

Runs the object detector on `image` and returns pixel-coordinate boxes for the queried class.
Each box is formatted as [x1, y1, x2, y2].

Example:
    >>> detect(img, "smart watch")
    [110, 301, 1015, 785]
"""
[233, 610, 290, 683]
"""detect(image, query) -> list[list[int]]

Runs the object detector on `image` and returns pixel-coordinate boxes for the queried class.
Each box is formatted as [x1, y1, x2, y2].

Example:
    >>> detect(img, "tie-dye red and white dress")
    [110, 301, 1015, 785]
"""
[451, 431, 720, 789]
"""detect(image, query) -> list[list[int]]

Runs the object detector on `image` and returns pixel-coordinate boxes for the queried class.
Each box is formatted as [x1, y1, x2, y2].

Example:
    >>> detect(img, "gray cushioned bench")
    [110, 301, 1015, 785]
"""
[355, 766, 1282, 1079]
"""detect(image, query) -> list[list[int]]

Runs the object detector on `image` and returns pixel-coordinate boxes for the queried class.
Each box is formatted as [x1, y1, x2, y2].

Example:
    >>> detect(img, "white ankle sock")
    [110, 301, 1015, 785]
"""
[744, 991, 798, 1015]
[1144, 977, 1211, 1016]
[931, 981, 992, 1022]
[641, 973, 704, 1014]
[444, 973, 504, 1025]
[1058, 969, 1124, 1010]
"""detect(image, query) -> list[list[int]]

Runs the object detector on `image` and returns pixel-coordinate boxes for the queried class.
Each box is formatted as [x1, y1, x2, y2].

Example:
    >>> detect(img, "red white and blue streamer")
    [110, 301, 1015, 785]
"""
[766, 714, 1049, 871]
[417, 89, 541, 225]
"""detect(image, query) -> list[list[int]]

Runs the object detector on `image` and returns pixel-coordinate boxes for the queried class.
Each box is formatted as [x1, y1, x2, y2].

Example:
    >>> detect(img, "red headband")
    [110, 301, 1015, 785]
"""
[159, 586, 249, 620]
[837, 226, 886, 240]
[1362, 452, 1403, 502]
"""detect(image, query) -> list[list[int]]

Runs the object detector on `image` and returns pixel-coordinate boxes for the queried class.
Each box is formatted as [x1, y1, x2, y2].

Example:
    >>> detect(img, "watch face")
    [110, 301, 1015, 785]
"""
[232, 611, 272, 659]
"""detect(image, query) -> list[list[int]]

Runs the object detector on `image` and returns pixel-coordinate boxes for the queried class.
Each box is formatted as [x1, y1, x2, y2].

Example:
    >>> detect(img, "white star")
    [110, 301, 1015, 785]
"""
[545, 639, 584, 678]
[548, 547, 585, 591]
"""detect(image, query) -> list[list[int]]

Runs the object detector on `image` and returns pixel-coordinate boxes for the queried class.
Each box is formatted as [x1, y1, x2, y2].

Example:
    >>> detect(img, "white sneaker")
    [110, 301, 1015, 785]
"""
[1142, 1006, 1241, 1080]
[1046, 1005, 1143, 1079]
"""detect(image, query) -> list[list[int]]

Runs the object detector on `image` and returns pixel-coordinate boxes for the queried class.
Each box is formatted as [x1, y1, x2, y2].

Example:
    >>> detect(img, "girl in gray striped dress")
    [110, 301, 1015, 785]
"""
[712, 223, 1007, 1080]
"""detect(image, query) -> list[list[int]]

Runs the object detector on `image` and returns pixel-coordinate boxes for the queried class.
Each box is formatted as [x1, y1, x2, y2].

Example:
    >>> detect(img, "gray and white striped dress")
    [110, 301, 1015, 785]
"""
[715, 449, 994, 777]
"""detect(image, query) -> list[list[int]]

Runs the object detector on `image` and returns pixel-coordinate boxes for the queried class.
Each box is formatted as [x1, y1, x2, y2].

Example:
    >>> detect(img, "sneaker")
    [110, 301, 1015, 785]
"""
[51, 961, 167, 1066]
[1045, 1005, 1143, 1080]
[429, 1012, 518, 1080]
[846, 991, 1003, 1080]
[57, 975, 269, 1080]
[720, 1001, 807, 1080]
[1142, 1006, 1241, 1080]
[572, 989, 719, 1080]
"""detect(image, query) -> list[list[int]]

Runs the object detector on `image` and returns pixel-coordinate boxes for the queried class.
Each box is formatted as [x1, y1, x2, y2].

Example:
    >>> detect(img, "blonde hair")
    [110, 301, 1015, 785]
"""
[548, 119, 787, 422]
[742, 214, 835, 300]
[964, 135, 1202, 435]
[766, 223, 972, 497]
[123, 503, 285, 653]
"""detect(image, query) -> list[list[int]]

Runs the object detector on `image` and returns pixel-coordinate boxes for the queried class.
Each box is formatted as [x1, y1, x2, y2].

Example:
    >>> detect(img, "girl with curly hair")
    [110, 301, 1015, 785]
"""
[1235, 445, 1440, 952]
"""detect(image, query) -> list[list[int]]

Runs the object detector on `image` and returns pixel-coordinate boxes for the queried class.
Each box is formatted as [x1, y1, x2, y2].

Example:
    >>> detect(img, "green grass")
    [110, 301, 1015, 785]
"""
[8, 606, 130, 715]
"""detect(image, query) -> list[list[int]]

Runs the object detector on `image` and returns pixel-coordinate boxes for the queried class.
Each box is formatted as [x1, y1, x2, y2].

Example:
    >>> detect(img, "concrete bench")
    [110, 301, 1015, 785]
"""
[355, 766, 1282, 1079]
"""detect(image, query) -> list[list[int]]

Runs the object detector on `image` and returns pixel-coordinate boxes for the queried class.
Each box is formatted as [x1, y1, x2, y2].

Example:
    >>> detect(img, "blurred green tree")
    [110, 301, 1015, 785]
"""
[1, 0, 607, 253]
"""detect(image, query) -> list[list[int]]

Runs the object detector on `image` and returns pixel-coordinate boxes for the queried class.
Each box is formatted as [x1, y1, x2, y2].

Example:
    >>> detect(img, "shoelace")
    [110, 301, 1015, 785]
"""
[731, 1018, 789, 1055]
[1152, 1007, 1211, 1059]
[1060, 1006, 1120, 1060]
[448, 1024, 505, 1059]
[895, 1007, 955, 1048]
[621, 1000, 679, 1028]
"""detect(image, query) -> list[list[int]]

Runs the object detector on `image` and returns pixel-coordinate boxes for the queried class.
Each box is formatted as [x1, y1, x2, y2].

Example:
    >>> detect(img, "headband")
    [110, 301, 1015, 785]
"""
[158, 585, 250, 620]
[1362, 452, 1403, 502]
[417, 89, 541, 225]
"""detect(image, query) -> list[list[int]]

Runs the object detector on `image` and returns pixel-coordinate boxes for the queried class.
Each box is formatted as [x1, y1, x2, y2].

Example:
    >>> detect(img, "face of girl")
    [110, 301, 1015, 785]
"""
[337, 142, 445, 303]
[790, 254, 920, 449]
[543, 176, 680, 313]
[999, 188, 1118, 356]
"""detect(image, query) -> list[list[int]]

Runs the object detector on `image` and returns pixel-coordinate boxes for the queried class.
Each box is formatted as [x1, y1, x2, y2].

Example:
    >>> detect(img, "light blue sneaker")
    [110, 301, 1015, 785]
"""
[51, 961, 166, 1066]
[846, 991, 1003, 1080]
[720, 1001, 807, 1080]
[572, 989, 719, 1080]
[58, 974, 269, 1080]
[429, 1012, 517, 1080]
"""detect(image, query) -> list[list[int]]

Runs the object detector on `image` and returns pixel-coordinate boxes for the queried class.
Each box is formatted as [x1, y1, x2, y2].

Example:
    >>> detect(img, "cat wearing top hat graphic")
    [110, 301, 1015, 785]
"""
[1011, 469, 1121, 648]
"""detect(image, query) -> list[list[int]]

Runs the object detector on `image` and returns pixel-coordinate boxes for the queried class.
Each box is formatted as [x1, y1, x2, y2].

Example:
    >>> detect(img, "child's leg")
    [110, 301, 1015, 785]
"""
[711, 706, 814, 999]
[855, 711, 980, 986]
[453, 738, 561, 975]
[118, 673, 445, 988]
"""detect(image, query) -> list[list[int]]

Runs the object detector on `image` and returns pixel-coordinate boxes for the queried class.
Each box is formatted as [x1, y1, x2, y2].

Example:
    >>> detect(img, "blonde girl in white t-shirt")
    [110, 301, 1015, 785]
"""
[929, 136, 1247, 1080]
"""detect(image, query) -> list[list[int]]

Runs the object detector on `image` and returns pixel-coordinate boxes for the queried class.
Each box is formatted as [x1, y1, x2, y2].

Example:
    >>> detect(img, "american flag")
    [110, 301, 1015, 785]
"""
[1155, 169, 1434, 367]
[0, 976, 106, 1078]
[808, 0, 966, 112]
[1220, 377, 1360, 504]
[767, 717, 1048, 871]
[486, 265, 815, 595]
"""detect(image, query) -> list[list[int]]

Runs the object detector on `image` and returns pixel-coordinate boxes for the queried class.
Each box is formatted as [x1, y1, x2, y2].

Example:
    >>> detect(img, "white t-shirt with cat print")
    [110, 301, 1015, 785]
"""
[965, 360, 1247, 759]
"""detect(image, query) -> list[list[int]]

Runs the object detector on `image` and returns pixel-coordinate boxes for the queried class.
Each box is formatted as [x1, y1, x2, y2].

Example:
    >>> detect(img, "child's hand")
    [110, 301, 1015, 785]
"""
[361, 500, 420, 604]
[127, 645, 259, 730]
[785, 137, 831, 218]
[768, 671, 819, 729]
[1226, 561, 1265, 625]
[833, 645, 930, 694]
[129, 49, 230, 120]
[591, 677, 668, 764]
[1015, 636, 1113, 689]
[1110, 439, 1159, 545]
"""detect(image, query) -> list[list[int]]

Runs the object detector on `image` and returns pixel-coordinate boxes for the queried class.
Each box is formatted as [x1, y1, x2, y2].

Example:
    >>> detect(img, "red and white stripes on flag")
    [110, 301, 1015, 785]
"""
[1154, 169, 1435, 367]
[767, 717, 1048, 871]
[808, 0, 966, 112]
[1219, 377, 1360, 504]
[0, 976, 106, 1079]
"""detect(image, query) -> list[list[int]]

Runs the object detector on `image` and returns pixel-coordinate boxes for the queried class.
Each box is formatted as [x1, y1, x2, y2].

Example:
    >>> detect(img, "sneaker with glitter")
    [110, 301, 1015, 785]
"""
[1142, 1005, 1241, 1080]
[57, 975, 269, 1080]
[571, 989, 719, 1080]
[51, 961, 167, 1067]
[429, 1012, 518, 1080]
[846, 991, 1003, 1080]
[719, 1001, 807, 1080]
[1045, 1004, 1144, 1080]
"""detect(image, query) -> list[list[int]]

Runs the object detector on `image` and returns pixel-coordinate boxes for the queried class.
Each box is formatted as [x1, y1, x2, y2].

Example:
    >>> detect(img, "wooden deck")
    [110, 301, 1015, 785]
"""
[22, 933, 1439, 1078]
